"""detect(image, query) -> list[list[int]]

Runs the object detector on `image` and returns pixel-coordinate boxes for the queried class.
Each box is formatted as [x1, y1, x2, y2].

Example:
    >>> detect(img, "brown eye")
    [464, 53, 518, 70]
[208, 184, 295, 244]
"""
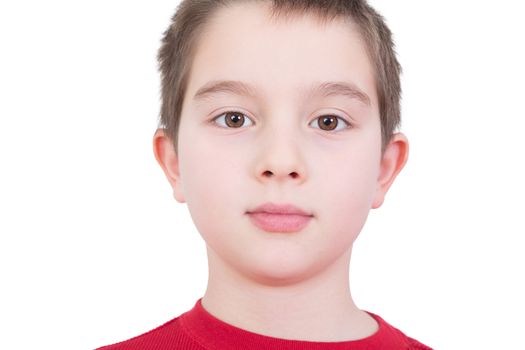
[312, 115, 351, 132]
[212, 111, 254, 129]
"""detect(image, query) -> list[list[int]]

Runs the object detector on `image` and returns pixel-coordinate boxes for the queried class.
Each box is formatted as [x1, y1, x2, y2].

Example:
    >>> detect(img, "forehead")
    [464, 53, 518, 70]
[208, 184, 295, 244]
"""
[186, 1, 377, 109]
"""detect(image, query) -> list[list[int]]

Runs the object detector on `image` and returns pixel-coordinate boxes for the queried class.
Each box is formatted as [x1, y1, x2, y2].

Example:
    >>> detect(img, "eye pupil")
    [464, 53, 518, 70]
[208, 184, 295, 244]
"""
[319, 116, 337, 130]
[225, 112, 244, 127]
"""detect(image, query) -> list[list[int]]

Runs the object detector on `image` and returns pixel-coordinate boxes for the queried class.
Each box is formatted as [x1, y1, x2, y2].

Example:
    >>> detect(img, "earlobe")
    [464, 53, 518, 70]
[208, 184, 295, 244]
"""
[152, 128, 186, 203]
[371, 133, 409, 209]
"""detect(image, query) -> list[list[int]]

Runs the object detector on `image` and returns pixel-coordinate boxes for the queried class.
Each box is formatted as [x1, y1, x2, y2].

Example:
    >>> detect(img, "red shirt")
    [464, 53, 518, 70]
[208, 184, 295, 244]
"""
[97, 298, 432, 349]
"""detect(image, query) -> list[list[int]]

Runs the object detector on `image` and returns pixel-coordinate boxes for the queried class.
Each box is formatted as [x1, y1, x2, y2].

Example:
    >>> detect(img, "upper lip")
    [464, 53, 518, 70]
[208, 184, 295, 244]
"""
[247, 202, 313, 216]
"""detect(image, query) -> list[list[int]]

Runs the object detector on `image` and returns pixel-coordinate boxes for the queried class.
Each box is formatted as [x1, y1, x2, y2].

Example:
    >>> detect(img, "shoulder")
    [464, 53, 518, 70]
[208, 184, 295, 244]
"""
[95, 316, 184, 350]
[367, 311, 434, 350]
[406, 336, 434, 350]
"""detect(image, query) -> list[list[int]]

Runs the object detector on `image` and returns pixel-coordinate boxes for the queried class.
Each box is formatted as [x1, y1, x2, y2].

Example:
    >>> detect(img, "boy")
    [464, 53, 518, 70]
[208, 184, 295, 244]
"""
[98, 0, 432, 349]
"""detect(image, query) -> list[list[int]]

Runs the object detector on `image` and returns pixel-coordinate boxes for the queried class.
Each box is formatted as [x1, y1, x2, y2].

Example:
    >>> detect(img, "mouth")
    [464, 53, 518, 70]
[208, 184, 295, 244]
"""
[246, 202, 313, 233]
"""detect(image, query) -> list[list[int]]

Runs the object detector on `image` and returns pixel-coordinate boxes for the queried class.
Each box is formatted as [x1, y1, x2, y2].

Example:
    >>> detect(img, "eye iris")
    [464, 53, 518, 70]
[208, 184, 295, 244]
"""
[225, 112, 244, 128]
[319, 116, 338, 131]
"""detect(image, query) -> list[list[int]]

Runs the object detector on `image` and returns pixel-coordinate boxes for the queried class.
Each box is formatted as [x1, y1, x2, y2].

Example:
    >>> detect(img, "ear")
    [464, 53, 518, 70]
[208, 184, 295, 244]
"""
[152, 128, 186, 203]
[371, 132, 409, 209]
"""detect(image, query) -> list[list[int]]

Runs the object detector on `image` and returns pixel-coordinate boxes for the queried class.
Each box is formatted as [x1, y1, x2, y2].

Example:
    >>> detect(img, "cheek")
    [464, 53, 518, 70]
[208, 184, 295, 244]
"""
[314, 146, 380, 242]
[178, 128, 245, 240]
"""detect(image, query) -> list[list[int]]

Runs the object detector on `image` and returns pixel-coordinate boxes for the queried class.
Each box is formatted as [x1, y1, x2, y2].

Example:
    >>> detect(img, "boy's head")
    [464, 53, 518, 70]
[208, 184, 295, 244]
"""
[153, 0, 408, 284]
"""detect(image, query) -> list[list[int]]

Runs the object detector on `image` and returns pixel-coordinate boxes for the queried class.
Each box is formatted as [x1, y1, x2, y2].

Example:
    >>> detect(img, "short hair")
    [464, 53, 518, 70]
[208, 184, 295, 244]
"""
[157, 0, 402, 155]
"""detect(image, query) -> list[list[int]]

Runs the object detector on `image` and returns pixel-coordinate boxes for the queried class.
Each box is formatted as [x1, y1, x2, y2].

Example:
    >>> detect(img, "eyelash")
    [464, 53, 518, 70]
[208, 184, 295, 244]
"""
[210, 110, 352, 133]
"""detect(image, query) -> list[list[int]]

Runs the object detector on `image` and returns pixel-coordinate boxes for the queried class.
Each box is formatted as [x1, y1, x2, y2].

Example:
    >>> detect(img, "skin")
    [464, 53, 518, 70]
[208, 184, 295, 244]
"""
[153, 1, 409, 342]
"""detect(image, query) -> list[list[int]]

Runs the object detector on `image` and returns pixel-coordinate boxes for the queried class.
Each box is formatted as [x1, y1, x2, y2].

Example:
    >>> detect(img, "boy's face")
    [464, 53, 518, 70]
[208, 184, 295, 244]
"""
[154, 2, 407, 284]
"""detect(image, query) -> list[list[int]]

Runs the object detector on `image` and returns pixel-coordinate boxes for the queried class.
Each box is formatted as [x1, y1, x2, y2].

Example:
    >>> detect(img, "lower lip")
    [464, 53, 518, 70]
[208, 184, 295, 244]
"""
[247, 212, 312, 233]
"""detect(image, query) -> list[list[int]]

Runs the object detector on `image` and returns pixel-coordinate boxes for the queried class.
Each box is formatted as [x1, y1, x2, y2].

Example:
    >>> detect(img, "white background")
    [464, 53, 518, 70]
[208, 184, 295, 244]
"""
[1, 1, 524, 349]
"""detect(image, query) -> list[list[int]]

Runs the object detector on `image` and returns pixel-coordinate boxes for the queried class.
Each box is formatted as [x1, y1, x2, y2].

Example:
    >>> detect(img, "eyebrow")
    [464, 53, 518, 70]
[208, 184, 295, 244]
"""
[193, 79, 371, 107]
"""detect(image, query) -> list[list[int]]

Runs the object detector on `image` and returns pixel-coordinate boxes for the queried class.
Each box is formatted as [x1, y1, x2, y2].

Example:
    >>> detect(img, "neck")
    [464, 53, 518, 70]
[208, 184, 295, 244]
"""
[201, 245, 378, 342]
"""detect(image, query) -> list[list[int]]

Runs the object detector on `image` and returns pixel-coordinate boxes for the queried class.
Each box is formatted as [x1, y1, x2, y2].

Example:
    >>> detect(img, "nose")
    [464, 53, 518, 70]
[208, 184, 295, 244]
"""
[254, 133, 307, 185]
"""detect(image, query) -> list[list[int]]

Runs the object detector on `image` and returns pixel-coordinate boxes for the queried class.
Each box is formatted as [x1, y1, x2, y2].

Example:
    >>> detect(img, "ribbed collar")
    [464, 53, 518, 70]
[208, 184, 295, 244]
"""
[179, 298, 407, 350]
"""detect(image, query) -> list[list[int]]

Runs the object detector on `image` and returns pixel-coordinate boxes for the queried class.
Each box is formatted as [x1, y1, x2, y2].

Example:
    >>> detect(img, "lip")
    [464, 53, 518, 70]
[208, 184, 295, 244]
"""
[247, 202, 313, 216]
[246, 202, 313, 233]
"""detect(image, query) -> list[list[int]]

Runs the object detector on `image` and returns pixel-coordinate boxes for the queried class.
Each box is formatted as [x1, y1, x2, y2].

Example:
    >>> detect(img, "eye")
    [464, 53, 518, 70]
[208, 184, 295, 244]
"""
[211, 111, 254, 129]
[309, 114, 352, 132]
[211, 110, 352, 132]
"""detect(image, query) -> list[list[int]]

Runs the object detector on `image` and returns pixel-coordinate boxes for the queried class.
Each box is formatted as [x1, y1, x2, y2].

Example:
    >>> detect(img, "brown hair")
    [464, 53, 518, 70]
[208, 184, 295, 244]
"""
[157, 0, 402, 155]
